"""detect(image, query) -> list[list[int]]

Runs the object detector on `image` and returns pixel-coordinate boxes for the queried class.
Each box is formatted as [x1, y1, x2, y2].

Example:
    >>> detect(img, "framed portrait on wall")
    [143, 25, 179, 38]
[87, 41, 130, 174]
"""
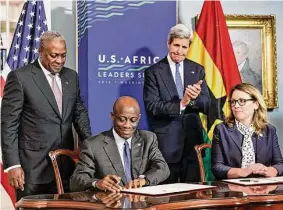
[226, 15, 277, 109]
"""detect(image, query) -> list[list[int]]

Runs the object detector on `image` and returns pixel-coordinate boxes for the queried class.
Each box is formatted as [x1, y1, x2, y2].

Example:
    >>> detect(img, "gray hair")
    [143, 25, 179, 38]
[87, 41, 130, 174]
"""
[39, 31, 65, 51]
[168, 24, 192, 44]
[233, 40, 249, 56]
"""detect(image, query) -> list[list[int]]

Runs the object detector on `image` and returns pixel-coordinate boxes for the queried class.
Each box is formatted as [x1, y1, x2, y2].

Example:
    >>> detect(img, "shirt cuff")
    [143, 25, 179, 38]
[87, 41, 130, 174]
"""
[92, 180, 97, 188]
[180, 103, 186, 114]
[4, 165, 21, 173]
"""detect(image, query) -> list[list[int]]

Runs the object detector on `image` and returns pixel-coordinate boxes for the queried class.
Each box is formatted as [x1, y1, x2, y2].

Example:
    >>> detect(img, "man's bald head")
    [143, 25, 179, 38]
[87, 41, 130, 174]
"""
[113, 96, 140, 115]
[111, 96, 141, 139]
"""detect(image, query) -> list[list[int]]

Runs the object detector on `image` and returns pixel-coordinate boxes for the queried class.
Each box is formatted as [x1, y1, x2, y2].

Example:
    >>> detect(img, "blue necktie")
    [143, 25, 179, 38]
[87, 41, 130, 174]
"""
[123, 141, 132, 183]
[175, 63, 183, 99]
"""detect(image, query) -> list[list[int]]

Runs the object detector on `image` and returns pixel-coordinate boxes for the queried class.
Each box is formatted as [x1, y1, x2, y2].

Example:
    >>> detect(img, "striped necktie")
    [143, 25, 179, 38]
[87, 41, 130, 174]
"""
[123, 141, 133, 183]
[175, 63, 183, 99]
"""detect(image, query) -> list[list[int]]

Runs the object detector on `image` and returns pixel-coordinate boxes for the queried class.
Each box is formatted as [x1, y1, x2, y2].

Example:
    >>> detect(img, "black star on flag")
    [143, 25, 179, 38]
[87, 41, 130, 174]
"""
[206, 88, 227, 133]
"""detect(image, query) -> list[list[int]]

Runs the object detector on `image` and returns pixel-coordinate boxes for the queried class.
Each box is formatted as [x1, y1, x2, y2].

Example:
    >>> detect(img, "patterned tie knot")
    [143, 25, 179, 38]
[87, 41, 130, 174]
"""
[176, 63, 180, 69]
[124, 141, 130, 149]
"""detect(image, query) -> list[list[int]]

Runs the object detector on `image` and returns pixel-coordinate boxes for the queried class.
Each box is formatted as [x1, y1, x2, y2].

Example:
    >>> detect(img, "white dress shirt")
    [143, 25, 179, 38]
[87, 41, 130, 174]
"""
[112, 128, 132, 168]
[167, 55, 186, 112]
[167, 54, 184, 85]
[92, 129, 132, 188]
[38, 59, 62, 93]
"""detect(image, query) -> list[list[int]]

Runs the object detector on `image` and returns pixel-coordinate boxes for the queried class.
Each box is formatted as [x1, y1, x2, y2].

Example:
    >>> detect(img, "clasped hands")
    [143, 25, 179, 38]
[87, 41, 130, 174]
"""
[95, 174, 146, 193]
[181, 80, 203, 106]
[239, 163, 278, 177]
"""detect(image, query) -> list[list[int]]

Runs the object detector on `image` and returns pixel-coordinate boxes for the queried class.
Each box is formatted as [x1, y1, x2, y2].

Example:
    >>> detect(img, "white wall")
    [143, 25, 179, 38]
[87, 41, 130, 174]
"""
[50, 0, 76, 70]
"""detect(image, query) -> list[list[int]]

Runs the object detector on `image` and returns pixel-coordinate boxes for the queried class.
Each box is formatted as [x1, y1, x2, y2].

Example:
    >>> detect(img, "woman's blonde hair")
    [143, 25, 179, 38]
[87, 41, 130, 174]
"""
[225, 83, 268, 134]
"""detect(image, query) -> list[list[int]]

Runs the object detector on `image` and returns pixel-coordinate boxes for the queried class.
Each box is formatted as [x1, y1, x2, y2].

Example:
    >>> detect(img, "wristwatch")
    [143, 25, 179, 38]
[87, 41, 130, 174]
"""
[188, 100, 195, 107]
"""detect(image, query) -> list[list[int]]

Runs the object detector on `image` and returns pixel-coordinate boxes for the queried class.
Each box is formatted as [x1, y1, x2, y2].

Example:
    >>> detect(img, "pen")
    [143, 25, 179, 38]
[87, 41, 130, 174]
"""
[239, 179, 259, 182]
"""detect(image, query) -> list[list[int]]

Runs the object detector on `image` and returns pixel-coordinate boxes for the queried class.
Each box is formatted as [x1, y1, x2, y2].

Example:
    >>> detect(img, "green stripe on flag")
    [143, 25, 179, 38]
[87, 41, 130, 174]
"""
[203, 130, 215, 181]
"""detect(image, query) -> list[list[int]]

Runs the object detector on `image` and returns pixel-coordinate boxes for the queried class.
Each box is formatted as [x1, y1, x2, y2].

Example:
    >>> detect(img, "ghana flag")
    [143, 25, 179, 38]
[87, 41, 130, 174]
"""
[187, 0, 242, 180]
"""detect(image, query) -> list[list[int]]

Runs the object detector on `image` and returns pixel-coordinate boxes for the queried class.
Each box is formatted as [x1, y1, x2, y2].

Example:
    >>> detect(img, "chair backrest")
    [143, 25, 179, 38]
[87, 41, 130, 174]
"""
[194, 143, 212, 182]
[49, 149, 79, 194]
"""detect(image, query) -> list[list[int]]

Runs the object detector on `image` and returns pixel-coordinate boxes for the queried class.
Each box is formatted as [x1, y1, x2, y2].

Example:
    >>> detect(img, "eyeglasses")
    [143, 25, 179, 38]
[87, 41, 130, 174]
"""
[229, 98, 256, 107]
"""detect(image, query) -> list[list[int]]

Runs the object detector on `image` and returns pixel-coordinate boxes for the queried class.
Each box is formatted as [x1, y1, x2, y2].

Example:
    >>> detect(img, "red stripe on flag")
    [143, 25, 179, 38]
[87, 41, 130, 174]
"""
[0, 76, 6, 98]
[196, 0, 241, 94]
[0, 163, 16, 208]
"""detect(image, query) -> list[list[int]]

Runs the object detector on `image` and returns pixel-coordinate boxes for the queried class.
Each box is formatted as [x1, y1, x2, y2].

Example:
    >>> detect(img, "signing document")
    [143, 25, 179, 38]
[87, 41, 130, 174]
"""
[223, 177, 283, 186]
[121, 183, 216, 196]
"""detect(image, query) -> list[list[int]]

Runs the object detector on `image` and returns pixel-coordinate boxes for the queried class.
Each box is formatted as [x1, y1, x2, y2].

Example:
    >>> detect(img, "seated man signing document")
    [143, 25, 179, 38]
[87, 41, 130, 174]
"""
[70, 96, 170, 192]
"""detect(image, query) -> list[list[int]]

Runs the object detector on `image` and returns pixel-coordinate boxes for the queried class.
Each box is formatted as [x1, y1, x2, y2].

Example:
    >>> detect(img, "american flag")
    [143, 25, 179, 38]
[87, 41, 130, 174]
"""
[0, 0, 48, 208]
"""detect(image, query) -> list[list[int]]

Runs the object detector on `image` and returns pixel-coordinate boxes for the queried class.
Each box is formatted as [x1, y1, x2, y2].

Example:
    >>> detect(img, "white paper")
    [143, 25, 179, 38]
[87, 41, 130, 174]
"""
[265, 176, 283, 182]
[121, 183, 215, 195]
[223, 177, 281, 186]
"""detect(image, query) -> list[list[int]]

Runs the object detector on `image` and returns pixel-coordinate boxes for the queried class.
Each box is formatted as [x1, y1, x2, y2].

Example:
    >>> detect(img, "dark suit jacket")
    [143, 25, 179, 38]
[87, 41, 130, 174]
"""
[70, 129, 170, 192]
[1, 60, 91, 184]
[211, 123, 283, 180]
[143, 57, 210, 163]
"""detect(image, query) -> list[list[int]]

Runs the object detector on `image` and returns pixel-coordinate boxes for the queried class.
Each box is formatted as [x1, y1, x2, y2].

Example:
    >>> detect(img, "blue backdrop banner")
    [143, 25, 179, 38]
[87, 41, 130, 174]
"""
[78, 1, 176, 134]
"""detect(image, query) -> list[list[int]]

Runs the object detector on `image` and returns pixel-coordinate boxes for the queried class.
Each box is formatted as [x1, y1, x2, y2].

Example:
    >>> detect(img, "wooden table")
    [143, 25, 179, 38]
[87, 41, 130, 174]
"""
[16, 181, 283, 209]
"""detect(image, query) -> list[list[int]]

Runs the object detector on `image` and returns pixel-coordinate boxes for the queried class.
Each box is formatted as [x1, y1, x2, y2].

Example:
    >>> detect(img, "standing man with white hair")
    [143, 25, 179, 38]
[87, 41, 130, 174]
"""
[1, 31, 92, 201]
[143, 24, 210, 183]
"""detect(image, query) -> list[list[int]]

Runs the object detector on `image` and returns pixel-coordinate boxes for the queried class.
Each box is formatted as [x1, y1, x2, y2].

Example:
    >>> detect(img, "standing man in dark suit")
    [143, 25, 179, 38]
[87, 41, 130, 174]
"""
[70, 96, 169, 192]
[143, 24, 210, 183]
[1, 31, 92, 201]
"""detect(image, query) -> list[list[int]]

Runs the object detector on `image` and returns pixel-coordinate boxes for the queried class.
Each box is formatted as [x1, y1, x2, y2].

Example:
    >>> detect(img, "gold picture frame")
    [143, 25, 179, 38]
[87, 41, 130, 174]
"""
[225, 15, 277, 109]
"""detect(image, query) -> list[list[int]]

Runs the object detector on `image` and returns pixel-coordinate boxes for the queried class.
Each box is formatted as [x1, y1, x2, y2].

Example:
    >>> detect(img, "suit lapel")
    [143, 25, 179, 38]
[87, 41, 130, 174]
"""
[60, 70, 69, 120]
[184, 59, 197, 87]
[31, 61, 61, 117]
[228, 125, 243, 154]
[131, 131, 143, 178]
[158, 58, 179, 98]
[103, 131, 127, 185]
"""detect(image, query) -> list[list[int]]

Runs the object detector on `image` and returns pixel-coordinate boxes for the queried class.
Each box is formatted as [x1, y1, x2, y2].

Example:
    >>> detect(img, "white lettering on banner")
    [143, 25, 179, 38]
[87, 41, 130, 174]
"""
[97, 54, 157, 84]
[98, 54, 159, 65]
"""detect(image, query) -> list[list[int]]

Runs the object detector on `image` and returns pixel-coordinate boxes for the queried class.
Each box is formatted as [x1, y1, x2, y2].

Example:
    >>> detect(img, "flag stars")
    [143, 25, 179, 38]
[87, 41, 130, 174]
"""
[30, 11, 35, 17]
[26, 34, 32, 40]
[31, 0, 37, 5]
[23, 58, 28, 64]
[13, 56, 18, 61]
[28, 23, 33, 29]
[24, 46, 30, 52]
[21, 10, 25, 15]
[33, 48, 38, 54]
[16, 32, 21, 38]
[35, 37, 40, 42]
[18, 21, 23, 26]
[44, 20, 47, 25]
[36, 25, 41, 31]
[14, 44, 20, 49]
